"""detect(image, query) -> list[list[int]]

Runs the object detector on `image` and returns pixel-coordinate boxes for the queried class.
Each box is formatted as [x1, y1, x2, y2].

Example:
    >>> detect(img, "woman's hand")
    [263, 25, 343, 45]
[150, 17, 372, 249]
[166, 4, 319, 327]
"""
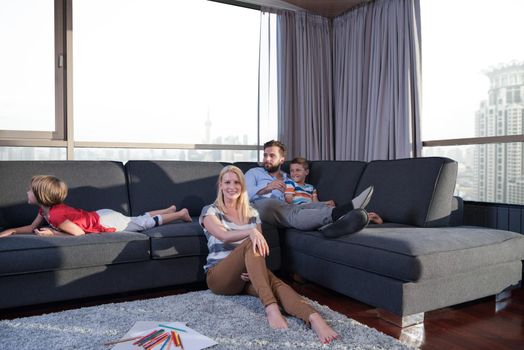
[240, 272, 250, 282]
[249, 228, 269, 257]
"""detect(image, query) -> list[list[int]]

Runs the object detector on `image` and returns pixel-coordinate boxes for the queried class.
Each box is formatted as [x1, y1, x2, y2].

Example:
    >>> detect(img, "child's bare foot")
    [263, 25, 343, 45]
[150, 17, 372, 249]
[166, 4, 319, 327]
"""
[265, 303, 288, 329]
[309, 312, 338, 344]
[167, 205, 177, 213]
[368, 212, 383, 224]
[179, 208, 192, 222]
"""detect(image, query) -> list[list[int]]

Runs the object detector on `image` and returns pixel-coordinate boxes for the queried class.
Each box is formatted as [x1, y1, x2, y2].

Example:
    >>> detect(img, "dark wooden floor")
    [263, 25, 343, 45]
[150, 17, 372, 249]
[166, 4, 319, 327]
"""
[285, 278, 524, 350]
[1, 278, 523, 349]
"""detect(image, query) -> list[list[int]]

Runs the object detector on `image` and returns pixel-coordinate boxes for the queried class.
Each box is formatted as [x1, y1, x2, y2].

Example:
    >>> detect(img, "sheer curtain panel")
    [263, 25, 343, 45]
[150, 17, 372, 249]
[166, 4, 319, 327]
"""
[258, 10, 279, 149]
[277, 11, 334, 160]
[333, 0, 422, 161]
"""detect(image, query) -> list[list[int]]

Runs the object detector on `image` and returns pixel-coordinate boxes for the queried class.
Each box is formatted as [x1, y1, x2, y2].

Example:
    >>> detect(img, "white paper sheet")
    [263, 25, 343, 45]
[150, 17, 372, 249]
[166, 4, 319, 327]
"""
[110, 321, 217, 350]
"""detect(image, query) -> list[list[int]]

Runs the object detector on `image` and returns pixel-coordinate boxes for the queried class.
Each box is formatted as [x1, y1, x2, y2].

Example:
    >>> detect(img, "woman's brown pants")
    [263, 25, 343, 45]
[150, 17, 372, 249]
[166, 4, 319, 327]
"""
[206, 239, 316, 323]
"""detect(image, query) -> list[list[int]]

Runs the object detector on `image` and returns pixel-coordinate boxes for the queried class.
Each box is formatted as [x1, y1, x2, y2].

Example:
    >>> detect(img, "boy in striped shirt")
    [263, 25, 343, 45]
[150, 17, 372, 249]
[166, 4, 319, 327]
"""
[285, 157, 383, 224]
[285, 157, 335, 207]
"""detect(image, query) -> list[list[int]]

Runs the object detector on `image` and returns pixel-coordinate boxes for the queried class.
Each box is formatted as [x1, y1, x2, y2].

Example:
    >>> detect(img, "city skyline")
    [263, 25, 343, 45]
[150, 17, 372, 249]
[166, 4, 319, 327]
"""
[424, 61, 524, 205]
[474, 62, 523, 204]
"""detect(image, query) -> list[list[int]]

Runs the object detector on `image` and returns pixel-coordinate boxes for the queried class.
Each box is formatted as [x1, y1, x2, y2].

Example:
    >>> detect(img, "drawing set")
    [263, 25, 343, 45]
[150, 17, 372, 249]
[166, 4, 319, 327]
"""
[106, 327, 185, 349]
[106, 321, 216, 350]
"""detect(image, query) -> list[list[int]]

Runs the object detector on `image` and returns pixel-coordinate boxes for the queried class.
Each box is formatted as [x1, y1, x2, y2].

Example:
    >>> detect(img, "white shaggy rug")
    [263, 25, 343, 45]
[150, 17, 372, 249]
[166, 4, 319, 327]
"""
[0, 290, 414, 349]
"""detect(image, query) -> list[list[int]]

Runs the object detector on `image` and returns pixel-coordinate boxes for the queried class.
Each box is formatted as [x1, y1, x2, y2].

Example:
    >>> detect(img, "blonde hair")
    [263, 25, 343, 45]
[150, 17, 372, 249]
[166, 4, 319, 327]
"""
[31, 175, 68, 207]
[215, 165, 252, 224]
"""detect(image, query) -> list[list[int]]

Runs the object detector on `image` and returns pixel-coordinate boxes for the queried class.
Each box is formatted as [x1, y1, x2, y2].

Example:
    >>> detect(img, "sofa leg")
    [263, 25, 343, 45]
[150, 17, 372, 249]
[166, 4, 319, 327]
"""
[378, 309, 424, 328]
[495, 282, 521, 312]
[496, 282, 521, 302]
[399, 323, 425, 348]
[495, 289, 512, 303]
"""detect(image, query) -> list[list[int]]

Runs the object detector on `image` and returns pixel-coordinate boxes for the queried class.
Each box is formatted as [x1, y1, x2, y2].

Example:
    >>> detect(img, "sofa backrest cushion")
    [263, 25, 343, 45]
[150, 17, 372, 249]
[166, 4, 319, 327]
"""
[233, 162, 259, 175]
[126, 161, 225, 217]
[308, 161, 368, 205]
[0, 161, 129, 228]
[355, 157, 458, 227]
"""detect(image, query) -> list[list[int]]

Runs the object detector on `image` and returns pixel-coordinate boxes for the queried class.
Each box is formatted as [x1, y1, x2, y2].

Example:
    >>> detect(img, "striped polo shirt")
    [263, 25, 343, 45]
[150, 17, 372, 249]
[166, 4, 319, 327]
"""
[199, 204, 261, 272]
[285, 179, 317, 205]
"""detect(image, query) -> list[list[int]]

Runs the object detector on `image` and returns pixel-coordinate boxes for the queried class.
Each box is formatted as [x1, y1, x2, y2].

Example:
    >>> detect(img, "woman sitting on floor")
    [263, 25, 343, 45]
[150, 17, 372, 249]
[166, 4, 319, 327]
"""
[200, 165, 338, 344]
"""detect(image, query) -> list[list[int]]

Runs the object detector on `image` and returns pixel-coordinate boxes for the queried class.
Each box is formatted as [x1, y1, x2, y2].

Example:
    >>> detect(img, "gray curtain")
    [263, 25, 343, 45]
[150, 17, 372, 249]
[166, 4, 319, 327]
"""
[277, 11, 334, 160]
[333, 0, 422, 161]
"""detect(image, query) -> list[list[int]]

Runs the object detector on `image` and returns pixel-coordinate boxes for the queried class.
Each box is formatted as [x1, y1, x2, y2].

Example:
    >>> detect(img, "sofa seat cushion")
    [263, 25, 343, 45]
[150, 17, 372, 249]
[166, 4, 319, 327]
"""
[140, 221, 208, 260]
[142, 221, 281, 260]
[0, 232, 150, 277]
[284, 226, 524, 282]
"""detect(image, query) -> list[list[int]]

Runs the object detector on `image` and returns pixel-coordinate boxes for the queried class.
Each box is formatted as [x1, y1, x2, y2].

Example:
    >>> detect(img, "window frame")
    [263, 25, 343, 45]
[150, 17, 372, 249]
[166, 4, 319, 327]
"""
[423, 135, 524, 148]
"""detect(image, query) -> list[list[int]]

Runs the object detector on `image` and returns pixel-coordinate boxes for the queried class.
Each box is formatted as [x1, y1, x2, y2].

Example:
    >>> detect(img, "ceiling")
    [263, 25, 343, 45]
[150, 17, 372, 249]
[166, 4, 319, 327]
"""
[280, 0, 372, 18]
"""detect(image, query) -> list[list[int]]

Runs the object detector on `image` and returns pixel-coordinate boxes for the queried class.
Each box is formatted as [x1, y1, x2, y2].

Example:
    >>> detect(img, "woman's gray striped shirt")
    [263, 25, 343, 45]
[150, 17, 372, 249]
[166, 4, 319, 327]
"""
[199, 204, 261, 272]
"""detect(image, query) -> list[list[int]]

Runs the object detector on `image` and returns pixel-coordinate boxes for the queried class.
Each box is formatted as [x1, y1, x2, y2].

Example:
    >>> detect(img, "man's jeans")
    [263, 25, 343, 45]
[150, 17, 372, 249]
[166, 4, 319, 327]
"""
[252, 199, 333, 230]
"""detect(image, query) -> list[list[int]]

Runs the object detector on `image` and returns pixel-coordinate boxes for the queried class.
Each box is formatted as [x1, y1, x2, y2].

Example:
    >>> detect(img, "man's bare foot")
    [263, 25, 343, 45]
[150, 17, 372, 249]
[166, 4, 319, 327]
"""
[265, 303, 288, 329]
[310, 312, 338, 344]
[180, 208, 192, 222]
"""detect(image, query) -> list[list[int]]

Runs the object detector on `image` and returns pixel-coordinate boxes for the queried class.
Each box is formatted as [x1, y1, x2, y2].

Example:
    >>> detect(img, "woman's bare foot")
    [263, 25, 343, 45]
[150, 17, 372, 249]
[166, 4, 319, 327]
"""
[309, 312, 338, 344]
[265, 303, 288, 329]
[179, 208, 192, 222]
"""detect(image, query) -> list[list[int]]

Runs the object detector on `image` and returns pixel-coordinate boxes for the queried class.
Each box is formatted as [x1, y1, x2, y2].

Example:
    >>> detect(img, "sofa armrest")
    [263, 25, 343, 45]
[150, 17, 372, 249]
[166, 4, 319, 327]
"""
[449, 196, 464, 226]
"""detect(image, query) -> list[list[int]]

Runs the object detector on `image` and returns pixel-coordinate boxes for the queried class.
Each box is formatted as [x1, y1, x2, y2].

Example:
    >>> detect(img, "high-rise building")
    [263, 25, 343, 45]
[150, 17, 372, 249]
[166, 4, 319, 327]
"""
[474, 61, 524, 204]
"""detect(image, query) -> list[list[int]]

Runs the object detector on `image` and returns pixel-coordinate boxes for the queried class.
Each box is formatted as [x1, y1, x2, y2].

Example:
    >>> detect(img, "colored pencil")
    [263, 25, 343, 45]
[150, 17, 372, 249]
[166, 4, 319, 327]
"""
[158, 324, 187, 333]
[171, 331, 179, 346]
[103, 335, 142, 346]
[166, 337, 173, 350]
[143, 333, 165, 348]
[160, 334, 171, 350]
[133, 329, 161, 345]
[176, 332, 185, 350]
[145, 333, 169, 350]
[143, 332, 169, 348]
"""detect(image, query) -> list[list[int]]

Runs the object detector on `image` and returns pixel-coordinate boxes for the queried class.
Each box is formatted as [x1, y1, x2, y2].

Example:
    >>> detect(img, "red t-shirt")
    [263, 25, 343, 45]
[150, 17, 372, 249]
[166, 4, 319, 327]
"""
[39, 204, 116, 233]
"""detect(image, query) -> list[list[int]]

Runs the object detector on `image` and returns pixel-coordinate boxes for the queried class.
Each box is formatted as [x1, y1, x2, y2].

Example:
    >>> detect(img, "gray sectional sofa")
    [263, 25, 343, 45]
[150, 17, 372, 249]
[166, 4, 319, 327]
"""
[0, 158, 523, 327]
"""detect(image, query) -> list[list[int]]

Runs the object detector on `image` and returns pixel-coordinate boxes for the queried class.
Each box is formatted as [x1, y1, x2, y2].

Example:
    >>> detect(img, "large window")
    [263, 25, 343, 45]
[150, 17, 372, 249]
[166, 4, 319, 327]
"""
[421, 0, 524, 204]
[0, 0, 277, 162]
[73, 0, 261, 146]
[0, 0, 56, 134]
